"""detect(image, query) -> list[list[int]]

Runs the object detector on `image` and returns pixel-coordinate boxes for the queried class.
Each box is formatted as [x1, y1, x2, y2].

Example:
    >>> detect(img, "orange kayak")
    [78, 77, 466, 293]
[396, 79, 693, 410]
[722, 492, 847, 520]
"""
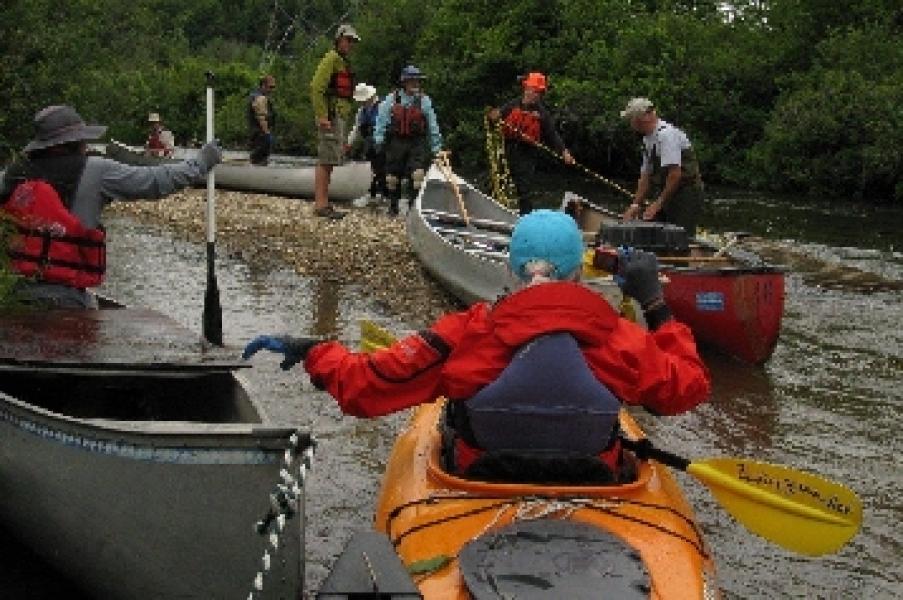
[373, 399, 720, 599]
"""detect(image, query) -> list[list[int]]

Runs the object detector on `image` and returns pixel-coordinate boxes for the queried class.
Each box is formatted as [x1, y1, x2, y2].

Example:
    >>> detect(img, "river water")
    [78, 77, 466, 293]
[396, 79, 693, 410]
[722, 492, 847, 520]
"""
[4, 190, 901, 599]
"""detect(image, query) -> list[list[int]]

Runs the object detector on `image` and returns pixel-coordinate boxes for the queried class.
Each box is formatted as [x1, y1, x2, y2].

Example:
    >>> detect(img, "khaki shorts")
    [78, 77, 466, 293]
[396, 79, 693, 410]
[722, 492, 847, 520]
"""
[317, 116, 348, 166]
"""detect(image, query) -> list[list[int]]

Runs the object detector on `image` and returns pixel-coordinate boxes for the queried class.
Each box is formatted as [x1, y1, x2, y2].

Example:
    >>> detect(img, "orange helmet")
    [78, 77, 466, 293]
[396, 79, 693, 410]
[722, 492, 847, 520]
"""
[521, 72, 548, 92]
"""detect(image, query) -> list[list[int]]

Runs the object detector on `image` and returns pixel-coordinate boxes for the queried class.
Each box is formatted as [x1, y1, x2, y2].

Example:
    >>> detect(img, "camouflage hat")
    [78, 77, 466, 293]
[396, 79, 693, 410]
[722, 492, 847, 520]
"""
[620, 97, 655, 120]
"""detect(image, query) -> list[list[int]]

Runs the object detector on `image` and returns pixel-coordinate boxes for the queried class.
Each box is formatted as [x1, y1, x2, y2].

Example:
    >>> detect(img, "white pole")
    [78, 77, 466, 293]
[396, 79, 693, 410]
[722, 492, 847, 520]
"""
[205, 83, 215, 244]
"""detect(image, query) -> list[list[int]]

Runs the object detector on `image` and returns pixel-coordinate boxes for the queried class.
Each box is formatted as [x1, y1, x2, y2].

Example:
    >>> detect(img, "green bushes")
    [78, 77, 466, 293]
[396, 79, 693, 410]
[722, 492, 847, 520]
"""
[0, 0, 899, 201]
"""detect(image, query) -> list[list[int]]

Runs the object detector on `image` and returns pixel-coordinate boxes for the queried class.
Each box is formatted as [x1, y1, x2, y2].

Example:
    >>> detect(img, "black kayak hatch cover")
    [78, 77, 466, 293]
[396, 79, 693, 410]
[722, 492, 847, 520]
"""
[459, 519, 650, 599]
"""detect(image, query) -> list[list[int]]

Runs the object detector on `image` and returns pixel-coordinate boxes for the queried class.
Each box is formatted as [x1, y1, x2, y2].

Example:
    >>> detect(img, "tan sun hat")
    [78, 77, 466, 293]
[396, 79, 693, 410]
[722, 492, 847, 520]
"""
[23, 105, 107, 153]
[148, 112, 162, 123]
[352, 83, 377, 102]
[620, 97, 655, 120]
[335, 23, 361, 41]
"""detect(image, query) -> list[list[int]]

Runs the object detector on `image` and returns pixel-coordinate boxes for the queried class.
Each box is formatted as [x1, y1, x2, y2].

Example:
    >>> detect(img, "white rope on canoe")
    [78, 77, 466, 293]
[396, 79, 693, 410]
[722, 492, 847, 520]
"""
[246, 431, 314, 600]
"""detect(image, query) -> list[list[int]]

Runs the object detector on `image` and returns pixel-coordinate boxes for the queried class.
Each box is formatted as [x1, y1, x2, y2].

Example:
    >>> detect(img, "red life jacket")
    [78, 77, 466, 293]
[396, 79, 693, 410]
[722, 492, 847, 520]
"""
[390, 91, 427, 138]
[329, 68, 355, 99]
[2, 180, 106, 288]
[503, 107, 541, 143]
[146, 131, 165, 151]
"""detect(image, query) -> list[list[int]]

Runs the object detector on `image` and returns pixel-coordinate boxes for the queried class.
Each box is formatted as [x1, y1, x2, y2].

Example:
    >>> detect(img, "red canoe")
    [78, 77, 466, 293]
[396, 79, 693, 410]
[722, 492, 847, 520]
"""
[564, 195, 786, 365]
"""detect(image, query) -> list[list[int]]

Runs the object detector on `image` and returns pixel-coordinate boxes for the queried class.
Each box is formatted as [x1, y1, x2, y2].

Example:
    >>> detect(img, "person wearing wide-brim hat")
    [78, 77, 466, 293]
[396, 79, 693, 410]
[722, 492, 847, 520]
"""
[347, 83, 387, 208]
[619, 97, 704, 237]
[372, 64, 444, 216]
[0, 104, 222, 308]
[309, 23, 362, 219]
[145, 111, 176, 158]
[487, 72, 575, 216]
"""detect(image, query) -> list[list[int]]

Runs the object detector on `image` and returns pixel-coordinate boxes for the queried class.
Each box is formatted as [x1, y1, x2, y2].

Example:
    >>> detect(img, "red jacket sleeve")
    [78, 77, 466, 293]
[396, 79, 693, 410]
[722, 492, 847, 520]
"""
[303, 307, 480, 417]
[585, 318, 710, 416]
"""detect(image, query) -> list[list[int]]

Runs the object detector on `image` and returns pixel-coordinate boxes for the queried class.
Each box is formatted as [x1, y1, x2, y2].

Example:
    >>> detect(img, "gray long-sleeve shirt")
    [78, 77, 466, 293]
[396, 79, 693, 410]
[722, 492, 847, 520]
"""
[1, 144, 219, 306]
[67, 155, 214, 228]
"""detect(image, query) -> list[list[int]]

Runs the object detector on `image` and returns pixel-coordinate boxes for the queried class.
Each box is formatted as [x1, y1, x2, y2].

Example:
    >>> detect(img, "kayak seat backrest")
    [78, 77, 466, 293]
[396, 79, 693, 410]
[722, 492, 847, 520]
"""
[464, 333, 621, 455]
[440, 405, 639, 485]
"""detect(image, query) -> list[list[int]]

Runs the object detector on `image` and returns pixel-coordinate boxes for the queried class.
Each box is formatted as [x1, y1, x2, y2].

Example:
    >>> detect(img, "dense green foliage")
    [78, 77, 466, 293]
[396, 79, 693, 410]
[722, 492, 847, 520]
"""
[1, 0, 900, 202]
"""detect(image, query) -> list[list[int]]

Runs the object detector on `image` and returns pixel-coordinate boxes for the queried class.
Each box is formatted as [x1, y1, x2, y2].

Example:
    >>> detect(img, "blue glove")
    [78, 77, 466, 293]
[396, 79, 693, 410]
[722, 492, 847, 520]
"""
[616, 248, 663, 309]
[265, 132, 275, 148]
[242, 335, 321, 370]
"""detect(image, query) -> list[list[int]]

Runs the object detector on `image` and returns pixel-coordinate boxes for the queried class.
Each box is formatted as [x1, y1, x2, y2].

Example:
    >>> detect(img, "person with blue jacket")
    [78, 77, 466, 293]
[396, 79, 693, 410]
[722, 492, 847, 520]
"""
[373, 65, 443, 216]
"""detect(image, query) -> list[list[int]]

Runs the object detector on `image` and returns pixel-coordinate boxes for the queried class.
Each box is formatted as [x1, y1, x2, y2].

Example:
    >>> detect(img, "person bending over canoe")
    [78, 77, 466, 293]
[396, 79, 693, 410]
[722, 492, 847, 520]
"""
[620, 97, 704, 237]
[0, 104, 222, 309]
[243, 210, 709, 482]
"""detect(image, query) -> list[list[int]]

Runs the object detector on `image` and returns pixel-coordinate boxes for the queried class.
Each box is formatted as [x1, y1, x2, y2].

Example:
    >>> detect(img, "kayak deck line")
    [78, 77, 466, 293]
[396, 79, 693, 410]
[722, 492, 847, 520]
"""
[386, 492, 710, 561]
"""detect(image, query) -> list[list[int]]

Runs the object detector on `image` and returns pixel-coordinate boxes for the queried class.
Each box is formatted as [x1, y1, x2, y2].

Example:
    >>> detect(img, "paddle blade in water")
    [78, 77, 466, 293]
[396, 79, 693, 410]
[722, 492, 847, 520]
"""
[360, 320, 397, 352]
[688, 458, 862, 556]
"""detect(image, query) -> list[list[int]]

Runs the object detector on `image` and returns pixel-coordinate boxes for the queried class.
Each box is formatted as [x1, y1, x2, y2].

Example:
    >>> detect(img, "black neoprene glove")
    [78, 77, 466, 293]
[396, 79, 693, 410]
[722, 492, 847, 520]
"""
[617, 249, 672, 330]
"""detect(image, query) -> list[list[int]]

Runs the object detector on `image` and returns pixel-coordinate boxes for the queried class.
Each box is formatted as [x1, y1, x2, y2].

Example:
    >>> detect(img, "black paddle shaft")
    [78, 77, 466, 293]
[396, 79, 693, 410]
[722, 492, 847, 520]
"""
[620, 437, 690, 471]
[201, 71, 223, 346]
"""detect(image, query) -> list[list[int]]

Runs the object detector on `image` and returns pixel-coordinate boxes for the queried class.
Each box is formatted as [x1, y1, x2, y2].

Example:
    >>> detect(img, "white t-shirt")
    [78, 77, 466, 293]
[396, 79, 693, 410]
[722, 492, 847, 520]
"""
[640, 119, 691, 174]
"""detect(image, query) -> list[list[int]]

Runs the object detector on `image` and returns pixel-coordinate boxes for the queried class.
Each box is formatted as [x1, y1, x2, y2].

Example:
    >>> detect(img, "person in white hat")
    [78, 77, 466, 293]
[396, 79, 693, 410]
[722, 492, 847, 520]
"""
[309, 23, 362, 219]
[145, 112, 175, 158]
[0, 105, 222, 308]
[620, 97, 704, 236]
[347, 83, 386, 208]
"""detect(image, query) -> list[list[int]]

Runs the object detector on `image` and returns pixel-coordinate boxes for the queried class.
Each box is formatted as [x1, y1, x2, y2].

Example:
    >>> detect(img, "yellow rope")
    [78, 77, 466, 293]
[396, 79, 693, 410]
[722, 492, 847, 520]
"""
[484, 110, 517, 209]
[487, 108, 634, 201]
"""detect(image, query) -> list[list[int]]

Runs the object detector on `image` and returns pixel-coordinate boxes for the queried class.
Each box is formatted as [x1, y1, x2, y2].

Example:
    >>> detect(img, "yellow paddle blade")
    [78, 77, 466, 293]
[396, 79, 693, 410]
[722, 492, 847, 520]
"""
[359, 320, 397, 352]
[688, 458, 862, 556]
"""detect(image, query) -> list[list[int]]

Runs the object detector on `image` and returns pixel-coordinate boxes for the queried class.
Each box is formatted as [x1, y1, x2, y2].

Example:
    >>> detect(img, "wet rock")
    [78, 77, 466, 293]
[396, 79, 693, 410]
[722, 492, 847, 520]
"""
[107, 190, 460, 327]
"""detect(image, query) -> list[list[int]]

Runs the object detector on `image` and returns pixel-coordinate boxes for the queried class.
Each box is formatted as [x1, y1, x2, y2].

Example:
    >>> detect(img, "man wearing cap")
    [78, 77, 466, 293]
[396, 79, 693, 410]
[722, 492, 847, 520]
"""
[373, 65, 443, 216]
[248, 75, 277, 165]
[0, 105, 222, 308]
[310, 23, 360, 219]
[620, 98, 704, 236]
[243, 210, 709, 481]
[145, 112, 175, 158]
[488, 72, 575, 215]
[347, 83, 386, 207]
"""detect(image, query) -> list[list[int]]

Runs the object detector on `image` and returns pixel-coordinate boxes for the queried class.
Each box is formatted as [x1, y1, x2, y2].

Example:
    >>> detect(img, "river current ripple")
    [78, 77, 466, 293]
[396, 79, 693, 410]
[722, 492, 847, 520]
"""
[3, 192, 901, 598]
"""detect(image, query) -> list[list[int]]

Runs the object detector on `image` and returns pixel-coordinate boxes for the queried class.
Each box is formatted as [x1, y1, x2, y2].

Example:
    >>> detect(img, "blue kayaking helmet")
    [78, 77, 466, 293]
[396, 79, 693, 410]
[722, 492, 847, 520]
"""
[399, 65, 425, 82]
[509, 210, 584, 281]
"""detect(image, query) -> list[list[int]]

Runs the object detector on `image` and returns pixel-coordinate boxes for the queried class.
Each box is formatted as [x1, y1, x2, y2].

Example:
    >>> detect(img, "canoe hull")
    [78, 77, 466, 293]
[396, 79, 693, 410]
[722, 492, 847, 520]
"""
[0, 303, 308, 599]
[105, 141, 372, 201]
[664, 268, 785, 365]
[564, 194, 786, 364]
[408, 165, 627, 308]
[373, 401, 718, 599]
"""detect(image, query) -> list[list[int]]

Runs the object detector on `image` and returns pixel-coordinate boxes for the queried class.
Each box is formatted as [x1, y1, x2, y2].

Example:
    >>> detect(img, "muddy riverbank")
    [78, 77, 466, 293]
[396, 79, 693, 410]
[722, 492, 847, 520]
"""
[108, 189, 459, 327]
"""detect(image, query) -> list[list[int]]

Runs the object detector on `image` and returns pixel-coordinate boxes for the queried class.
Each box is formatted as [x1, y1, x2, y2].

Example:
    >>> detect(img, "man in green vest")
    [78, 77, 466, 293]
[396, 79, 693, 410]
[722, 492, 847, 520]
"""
[620, 97, 704, 237]
[310, 23, 360, 220]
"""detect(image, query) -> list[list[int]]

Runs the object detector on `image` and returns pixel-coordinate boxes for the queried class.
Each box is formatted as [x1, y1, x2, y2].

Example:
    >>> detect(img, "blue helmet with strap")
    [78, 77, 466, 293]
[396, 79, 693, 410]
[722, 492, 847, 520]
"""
[399, 65, 425, 82]
[509, 210, 583, 281]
